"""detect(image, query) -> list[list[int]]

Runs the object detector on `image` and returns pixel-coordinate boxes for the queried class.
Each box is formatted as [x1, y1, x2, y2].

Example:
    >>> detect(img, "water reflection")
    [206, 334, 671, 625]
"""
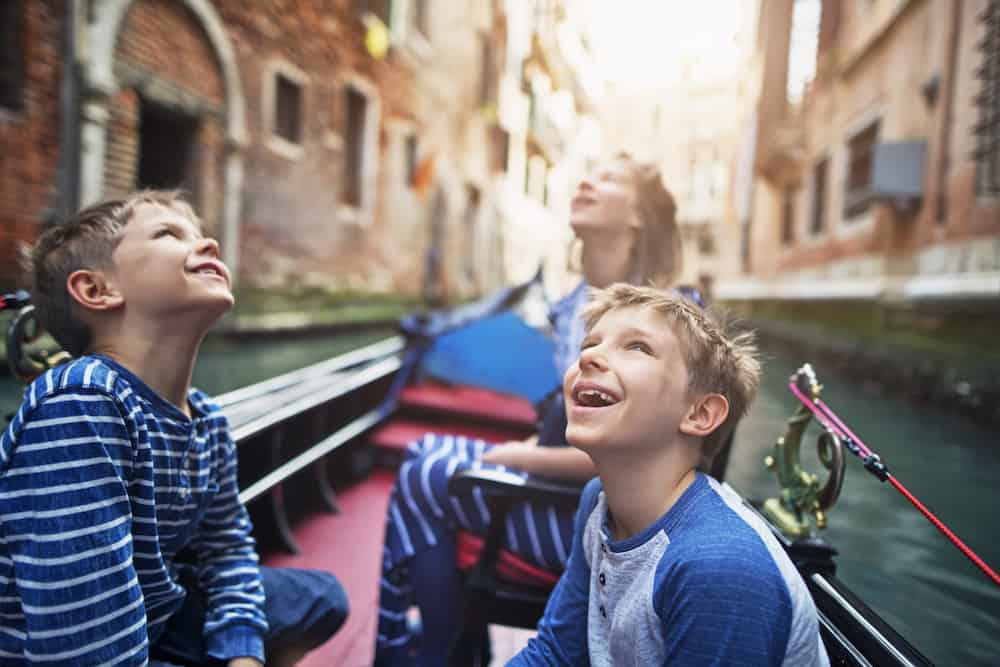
[730, 341, 1000, 666]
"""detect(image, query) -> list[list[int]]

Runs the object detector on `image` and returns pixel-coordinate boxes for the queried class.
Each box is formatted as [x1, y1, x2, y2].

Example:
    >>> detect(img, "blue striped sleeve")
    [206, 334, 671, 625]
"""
[0, 390, 147, 665]
[187, 408, 267, 662]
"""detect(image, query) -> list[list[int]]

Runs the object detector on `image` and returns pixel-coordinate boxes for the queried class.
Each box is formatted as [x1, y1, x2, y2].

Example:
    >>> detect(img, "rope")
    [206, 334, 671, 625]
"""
[787, 378, 1000, 588]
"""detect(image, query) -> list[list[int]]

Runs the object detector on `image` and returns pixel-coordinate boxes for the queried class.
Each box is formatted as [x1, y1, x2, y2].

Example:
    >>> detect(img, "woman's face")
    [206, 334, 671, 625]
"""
[569, 159, 640, 236]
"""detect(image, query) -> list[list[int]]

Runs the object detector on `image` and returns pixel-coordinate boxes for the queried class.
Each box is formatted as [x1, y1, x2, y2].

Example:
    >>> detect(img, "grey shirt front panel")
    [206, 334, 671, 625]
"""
[582, 490, 669, 666]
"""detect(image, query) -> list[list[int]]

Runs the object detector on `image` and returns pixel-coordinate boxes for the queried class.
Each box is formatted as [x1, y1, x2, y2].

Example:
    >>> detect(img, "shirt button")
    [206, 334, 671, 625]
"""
[600, 605, 607, 618]
[599, 573, 606, 586]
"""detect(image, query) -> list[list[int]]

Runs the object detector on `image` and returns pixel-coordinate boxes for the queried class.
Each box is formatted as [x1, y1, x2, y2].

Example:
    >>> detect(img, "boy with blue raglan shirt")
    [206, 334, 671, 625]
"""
[510, 284, 829, 666]
[0, 192, 347, 666]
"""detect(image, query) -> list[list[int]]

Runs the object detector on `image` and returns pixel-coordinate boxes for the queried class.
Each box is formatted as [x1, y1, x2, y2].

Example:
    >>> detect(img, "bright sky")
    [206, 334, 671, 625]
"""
[579, 0, 756, 91]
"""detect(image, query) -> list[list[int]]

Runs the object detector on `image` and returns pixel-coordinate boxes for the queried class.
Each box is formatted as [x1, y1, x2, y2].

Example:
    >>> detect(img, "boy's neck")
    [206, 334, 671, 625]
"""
[593, 446, 699, 542]
[92, 320, 205, 418]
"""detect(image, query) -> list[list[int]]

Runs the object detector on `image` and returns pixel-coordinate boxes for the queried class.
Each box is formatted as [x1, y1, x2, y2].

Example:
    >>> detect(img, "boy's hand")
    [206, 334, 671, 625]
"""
[228, 658, 263, 667]
[480, 434, 539, 467]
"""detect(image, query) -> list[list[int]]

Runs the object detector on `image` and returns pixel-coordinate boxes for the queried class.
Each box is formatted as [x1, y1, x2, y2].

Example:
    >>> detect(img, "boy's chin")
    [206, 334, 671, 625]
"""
[565, 427, 605, 453]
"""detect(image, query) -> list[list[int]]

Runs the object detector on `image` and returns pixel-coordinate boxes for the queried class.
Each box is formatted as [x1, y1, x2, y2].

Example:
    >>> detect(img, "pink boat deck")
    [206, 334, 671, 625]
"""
[263, 470, 536, 666]
[262, 382, 542, 665]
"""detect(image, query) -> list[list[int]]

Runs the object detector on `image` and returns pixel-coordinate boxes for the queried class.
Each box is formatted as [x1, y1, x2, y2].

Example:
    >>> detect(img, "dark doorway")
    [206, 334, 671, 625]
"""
[137, 99, 199, 196]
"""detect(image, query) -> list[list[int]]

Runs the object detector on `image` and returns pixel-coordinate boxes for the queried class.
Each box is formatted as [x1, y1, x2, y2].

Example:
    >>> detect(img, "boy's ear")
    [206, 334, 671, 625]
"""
[679, 392, 729, 439]
[66, 269, 124, 312]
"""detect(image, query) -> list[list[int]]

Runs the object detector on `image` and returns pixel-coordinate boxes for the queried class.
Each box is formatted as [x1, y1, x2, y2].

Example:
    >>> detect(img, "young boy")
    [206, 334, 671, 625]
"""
[510, 284, 829, 666]
[0, 192, 347, 666]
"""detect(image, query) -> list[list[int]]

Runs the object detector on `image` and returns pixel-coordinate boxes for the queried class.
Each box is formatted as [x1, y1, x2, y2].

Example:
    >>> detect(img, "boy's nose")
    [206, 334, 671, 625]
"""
[197, 237, 221, 257]
[577, 346, 608, 372]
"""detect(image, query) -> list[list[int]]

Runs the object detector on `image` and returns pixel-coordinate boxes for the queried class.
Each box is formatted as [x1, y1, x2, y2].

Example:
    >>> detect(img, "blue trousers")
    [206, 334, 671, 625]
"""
[375, 434, 576, 665]
[150, 566, 348, 666]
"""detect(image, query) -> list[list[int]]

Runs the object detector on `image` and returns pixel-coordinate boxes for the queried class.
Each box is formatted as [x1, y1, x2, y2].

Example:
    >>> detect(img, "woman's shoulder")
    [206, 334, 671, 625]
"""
[551, 280, 589, 313]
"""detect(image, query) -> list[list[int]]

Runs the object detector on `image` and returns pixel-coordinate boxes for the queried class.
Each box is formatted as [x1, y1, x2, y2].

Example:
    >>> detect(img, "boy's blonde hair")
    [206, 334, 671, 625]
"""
[25, 190, 200, 356]
[580, 283, 761, 463]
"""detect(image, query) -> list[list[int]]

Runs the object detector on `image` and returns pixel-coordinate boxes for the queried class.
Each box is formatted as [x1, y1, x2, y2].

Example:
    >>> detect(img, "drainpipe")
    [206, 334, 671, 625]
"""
[936, 0, 962, 224]
[56, 0, 82, 220]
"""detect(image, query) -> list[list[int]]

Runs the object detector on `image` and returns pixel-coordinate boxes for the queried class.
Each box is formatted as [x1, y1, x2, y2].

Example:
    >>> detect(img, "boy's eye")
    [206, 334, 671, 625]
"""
[627, 341, 652, 354]
[154, 228, 177, 239]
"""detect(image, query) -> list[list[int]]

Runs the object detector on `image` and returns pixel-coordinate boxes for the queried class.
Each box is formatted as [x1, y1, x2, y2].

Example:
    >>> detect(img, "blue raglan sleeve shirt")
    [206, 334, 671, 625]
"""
[508, 477, 601, 666]
[509, 472, 822, 666]
[654, 541, 793, 665]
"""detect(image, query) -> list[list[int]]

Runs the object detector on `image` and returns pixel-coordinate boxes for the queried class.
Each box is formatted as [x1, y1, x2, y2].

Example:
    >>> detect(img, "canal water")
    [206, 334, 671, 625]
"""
[1, 332, 997, 665]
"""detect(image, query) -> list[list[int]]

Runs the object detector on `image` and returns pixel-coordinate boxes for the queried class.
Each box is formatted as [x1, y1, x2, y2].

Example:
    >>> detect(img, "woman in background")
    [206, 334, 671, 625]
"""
[374, 152, 684, 666]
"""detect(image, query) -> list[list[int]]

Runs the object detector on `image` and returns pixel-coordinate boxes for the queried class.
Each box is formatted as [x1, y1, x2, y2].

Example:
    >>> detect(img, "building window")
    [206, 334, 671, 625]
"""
[490, 126, 509, 173]
[698, 230, 717, 256]
[463, 185, 482, 286]
[137, 100, 198, 194]
[975, 0, 1000, 196]
[843, 120, 880, 218]
[274, 74, 303, 144]
[263, 61, 308, 159]
[781, 187, 796, 245]
[810, 158, 828, 235]
[0, 1, 24, 111]
[404, 132, 418, 188]
[342, 85, 369, 208]
[357, 0, 391, 25]
[526, 154, 548, 203]
[479, 33, 495, 106]
[411, 0, 429, 40]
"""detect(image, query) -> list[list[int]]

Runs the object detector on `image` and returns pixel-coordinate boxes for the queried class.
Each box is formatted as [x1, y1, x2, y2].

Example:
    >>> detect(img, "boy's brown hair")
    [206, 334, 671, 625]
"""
[580, 283, 761, 463]
[24, 190, 199, 357]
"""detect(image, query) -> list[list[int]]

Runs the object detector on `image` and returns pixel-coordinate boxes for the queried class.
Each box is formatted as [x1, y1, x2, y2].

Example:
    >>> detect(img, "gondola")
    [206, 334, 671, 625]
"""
[3, 277, 939, 666]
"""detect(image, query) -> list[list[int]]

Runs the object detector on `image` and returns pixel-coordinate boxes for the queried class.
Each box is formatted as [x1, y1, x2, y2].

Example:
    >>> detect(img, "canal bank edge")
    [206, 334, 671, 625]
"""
[724, 300, 1000, 429]
[0, 289, 426, 375]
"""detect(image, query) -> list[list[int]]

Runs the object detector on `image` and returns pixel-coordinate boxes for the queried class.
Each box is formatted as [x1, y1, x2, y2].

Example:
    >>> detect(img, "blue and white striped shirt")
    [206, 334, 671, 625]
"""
[0, 356, 267, 665]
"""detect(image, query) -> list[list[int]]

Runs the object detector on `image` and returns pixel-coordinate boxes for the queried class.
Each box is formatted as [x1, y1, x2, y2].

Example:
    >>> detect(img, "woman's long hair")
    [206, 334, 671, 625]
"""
[615, 152, 682, 287]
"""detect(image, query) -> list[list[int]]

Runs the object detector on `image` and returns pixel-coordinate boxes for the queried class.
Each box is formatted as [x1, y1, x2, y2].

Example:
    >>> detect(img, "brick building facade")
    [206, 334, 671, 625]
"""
[0, 0, 517, 299]
[719, 0, 1000, 305]
[0, 2, 66, 286]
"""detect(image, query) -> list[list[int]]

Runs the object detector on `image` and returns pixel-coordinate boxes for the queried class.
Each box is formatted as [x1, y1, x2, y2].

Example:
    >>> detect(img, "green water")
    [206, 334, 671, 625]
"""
[728, 340, 1000, 666]
[1, 332, 997, 664]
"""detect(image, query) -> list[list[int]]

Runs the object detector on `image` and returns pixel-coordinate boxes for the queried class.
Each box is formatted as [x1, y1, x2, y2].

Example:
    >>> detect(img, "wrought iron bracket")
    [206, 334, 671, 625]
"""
[762, 364, 846, 539]
[6, 305, 71, 383]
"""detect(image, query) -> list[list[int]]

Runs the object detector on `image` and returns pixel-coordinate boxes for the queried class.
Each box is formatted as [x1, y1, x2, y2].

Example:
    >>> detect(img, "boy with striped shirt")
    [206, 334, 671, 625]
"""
[510, 284, 829, 666]
[0, 192, 347, 666]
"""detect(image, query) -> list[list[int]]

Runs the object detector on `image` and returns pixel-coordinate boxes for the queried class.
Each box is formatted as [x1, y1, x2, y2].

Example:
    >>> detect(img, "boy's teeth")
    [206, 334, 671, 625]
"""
[579, 389, 615, 406]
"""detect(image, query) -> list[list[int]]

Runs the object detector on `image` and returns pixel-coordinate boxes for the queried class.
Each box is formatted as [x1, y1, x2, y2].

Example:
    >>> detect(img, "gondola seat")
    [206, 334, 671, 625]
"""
[448, 468, 584, 666]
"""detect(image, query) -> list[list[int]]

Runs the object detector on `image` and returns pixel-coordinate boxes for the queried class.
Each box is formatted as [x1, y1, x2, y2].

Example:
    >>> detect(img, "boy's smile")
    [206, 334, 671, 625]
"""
[564, 305, 692, 453]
